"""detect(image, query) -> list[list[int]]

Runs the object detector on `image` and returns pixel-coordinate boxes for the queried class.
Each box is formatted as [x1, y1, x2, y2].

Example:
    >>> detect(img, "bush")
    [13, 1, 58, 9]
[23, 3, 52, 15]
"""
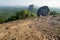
[50, 11, 58, 15]
[7, 16, 16, 22]
[0, 16, 16, 23]
[31, 13, 37, 17]
[0, 18, 6, 24]
[15, 10, 36, 20]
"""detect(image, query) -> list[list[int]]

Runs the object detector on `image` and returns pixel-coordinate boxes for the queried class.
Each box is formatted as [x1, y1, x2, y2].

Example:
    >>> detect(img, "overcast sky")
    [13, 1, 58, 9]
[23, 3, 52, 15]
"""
[0, 0, 60, 7]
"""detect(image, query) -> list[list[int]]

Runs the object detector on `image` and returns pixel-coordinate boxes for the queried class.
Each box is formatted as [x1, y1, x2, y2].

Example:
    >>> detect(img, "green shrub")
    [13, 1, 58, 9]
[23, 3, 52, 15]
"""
[7, 16, 16, 22]
[50, 11, 58, 15]
[31, 13, 36, 17]
[15, 10, 36, 20]
[0, 18, 6, 23]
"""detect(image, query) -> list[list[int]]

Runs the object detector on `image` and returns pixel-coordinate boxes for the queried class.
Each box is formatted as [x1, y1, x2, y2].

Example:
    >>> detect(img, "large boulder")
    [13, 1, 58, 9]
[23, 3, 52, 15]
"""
[28, 5, 34, 12]
[37, 6, 50, 17]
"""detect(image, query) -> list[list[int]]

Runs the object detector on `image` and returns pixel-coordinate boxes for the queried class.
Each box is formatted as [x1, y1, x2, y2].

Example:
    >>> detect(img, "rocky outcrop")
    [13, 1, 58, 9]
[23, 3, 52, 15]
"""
[37, 6, 50, 16]
[28, 5, 34, 12]
[0, 16, 60, 40]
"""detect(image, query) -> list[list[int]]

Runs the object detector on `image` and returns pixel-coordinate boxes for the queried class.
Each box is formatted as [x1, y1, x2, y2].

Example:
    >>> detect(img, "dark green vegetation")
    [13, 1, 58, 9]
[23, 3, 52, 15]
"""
[0, 7, 60, 24]
[15, 10, 36, 20]
[0, 8, 36, 24]
[0, 18, 6, 23]
[50, 11, 59, 15]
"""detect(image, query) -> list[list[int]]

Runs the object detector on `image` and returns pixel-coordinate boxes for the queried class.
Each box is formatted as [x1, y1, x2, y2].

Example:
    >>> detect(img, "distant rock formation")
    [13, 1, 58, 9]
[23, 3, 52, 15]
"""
[28, 5, 34, 12]
[37, 6, 50, 17]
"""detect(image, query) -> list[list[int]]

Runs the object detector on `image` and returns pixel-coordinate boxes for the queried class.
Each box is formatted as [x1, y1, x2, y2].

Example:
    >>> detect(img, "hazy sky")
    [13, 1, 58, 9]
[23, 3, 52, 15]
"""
[0, 0, 60, 7]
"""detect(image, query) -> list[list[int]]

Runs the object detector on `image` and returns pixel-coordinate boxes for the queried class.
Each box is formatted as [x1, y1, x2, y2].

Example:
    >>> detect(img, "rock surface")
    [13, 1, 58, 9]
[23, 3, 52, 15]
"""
[37, 6, 50, 16]
[28, 5, 34, 12]
[0, 15, 60, 40]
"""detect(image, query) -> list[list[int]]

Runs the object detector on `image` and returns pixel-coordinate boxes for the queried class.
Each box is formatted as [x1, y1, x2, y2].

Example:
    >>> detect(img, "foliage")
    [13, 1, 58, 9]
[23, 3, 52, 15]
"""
[0, 16, 16, 24]
[0, 18, 6, 24]
[7, 16, 16, 22]
[31, 13, 37, 17]
[0, 9, 36, 24]
[15, 10, 36, 20]
[50, 11, 58, 15]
